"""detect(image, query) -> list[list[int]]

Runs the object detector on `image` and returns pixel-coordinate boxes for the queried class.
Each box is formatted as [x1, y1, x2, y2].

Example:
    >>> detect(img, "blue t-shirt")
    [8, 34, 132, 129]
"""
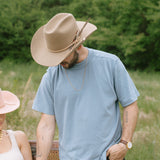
[33, 48, 139, 160]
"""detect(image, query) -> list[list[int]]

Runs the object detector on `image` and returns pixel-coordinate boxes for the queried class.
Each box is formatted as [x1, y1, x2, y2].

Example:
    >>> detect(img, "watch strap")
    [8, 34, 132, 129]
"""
[120, 139, 128, 145]
[120, 139, 132, 149]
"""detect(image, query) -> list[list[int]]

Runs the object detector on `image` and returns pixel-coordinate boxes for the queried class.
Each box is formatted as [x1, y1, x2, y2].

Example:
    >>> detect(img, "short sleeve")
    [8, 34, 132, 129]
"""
[32, 69, 55, 115]
[114, 58, 140, 107]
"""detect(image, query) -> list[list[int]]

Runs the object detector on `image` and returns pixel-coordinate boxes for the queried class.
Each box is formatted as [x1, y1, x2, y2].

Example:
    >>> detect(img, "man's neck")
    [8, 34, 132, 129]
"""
[77, 46, 88, 63]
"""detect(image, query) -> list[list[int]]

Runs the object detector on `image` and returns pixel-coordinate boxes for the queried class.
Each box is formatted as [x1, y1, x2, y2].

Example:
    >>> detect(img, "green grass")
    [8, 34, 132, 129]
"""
[126, 71, 160, 159]
[0, 60, 160, 159]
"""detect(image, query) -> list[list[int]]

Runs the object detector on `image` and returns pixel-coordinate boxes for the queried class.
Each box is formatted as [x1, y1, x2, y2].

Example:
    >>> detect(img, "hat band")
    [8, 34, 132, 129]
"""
[48, 34, 81, 53]
[0, 102, 18, 108]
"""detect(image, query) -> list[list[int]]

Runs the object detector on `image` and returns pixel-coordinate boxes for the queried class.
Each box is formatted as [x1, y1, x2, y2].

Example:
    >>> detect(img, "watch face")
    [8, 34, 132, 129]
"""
[127, 142, 132, 149]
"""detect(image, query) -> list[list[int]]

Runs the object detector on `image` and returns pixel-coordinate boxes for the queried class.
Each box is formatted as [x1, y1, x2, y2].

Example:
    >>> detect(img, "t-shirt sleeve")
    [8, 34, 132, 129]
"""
[114, 58, 140, 107]
[32, 68, 55, 115]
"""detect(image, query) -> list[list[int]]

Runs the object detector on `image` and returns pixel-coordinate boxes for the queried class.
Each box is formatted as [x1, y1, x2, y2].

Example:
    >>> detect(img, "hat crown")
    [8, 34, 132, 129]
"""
[44, 13, 78, 52]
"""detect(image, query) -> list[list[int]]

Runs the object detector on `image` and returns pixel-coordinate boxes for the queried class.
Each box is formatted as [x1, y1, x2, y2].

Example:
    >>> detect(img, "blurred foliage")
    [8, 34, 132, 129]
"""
[0, 0, 160, 70]
[0, 0, 45, 62]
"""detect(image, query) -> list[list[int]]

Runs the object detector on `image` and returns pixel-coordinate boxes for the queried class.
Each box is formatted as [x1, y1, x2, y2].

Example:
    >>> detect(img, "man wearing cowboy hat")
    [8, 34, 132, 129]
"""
[31, 13, 139, 160]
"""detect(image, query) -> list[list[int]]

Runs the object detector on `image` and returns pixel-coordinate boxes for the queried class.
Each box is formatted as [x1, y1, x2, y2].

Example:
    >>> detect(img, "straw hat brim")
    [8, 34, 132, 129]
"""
[0, 91, 20, 114]
[31, 21, 97, 67]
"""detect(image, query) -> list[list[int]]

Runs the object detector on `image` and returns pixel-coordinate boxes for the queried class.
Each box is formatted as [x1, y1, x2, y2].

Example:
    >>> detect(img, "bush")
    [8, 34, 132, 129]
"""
[0, 0, 160, 70]
[0, 0, 45, 62]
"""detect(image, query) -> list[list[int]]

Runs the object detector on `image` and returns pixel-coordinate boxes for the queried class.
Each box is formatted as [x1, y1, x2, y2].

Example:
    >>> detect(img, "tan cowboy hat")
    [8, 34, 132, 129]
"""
[0, 89, 20, 114]
[31, 13, 97, 66]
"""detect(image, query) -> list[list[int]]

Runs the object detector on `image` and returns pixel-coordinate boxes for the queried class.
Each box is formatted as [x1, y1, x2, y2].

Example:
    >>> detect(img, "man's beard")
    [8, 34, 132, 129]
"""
[61, 51, 79, 69]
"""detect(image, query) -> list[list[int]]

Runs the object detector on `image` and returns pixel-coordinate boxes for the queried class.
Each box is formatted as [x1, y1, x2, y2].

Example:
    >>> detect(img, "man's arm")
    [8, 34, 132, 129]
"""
[36, 113, 56, 160]
[121, 101, 139, 143]
[107, 101, 139, 160]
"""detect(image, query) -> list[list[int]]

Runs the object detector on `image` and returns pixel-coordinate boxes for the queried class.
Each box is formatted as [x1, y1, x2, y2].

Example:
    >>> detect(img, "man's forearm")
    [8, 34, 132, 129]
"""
[36, 114, 55, 160]
[106, 101, 139, 159]
[121, 101, 139, 142]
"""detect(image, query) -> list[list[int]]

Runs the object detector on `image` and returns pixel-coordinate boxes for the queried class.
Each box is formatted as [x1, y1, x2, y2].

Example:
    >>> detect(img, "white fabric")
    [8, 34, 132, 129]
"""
[0, 130, 24, 160]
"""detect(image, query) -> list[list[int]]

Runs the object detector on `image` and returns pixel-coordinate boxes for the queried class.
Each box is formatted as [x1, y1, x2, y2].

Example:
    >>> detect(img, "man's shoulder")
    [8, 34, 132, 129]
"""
[46, 66, 59, 76]
[41, 66, 59, 82]
[47, 65, 58, 72]
[88, 48, 119, 62]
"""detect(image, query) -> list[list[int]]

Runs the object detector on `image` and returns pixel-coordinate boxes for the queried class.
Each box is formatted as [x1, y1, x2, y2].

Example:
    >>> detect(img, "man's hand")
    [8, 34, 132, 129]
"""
[106, 143, 128, 160]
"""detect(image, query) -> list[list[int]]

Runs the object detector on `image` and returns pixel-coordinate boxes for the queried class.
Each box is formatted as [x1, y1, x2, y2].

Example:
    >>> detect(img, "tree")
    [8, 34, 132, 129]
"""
[0, 0, 160, 70]
[0, 0, 45, 62]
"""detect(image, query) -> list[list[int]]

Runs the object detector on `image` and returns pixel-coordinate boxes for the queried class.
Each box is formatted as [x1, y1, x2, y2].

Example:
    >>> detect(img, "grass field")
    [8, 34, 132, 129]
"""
[0, 59, 160, 159]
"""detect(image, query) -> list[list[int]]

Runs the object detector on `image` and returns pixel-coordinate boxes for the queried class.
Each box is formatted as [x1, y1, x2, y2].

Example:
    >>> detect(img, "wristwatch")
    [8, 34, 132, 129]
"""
[120, 139, 132, 149]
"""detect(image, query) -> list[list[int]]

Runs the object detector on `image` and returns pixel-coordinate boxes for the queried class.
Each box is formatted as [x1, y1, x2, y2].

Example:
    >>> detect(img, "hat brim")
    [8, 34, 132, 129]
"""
[31, 21, 97, 67]
[0, 91, 20, 114]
